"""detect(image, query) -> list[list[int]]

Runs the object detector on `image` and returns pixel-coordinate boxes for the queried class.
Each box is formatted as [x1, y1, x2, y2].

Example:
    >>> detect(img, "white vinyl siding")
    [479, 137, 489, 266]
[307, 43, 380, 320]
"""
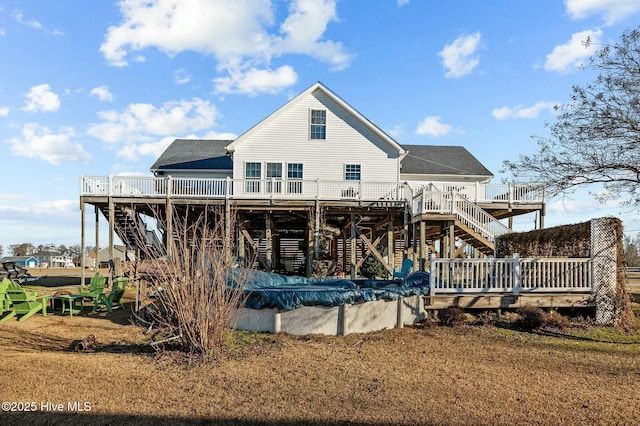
[232, 89, 399, 183]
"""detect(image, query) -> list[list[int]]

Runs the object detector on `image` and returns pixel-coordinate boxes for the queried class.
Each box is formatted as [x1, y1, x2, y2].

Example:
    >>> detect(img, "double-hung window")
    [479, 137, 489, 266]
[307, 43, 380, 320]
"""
[310, 109, 326, 140]
[266, 162, 282, 193]
[287, 163, 303, 194]
[245, 162, 261, 193]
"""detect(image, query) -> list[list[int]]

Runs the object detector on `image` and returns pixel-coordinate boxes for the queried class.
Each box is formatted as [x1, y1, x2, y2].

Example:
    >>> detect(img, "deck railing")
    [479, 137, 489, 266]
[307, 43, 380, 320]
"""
[80, 175, 408, 202]
[81, 175, 543, 205]
[417, 182, 545, 205]
[429, 254, 593, 295]
[413, 189, 512, 244]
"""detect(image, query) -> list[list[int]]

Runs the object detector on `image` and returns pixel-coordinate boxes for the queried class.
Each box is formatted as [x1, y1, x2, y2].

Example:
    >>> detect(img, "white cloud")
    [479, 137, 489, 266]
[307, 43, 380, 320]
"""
[90, 85, 114, 102]
[544, 29, 602, 73]
[0, 106, 9, 116]
[492, 101, 558, 120]
[213, 65, 298, 96]
[22, 84, 61, 112]
[100, 0, 350, 95]
[117, 130, 237, 161]
[174, 69, 191, 85]
[416, 116, 452, 137]
[7, 123, 92, 164]
[397, 0, 410, 6]
[13, 11, 42, 29]
[438, 32, 482, 78]
[88, 98, 219, 144]
[566, 0, 640, 26]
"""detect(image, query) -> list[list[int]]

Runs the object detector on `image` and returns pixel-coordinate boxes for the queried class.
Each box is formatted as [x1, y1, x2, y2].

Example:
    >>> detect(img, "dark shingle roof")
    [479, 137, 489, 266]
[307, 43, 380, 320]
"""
[400, 145, 493, 177]
[151, 140, 492, 179]
[150, 139, 233, 172]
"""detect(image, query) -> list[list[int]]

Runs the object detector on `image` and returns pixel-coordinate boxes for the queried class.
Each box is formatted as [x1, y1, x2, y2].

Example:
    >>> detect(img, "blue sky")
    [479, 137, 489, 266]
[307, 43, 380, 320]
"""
[1, 0, 640, 252]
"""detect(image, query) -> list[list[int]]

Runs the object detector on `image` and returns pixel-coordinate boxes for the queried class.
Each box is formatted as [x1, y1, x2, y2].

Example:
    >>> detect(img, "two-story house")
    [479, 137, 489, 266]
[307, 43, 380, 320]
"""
[80, 82, 544, 277]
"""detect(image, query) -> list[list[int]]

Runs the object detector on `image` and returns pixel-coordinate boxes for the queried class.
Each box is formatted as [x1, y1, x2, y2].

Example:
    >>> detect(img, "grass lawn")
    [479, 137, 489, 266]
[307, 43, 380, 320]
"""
[1, 276, 639, 425]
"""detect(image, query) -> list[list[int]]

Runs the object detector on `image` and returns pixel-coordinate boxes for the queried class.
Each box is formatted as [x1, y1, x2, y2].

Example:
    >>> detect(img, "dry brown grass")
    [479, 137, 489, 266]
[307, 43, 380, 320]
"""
[1, 289, 639, 426]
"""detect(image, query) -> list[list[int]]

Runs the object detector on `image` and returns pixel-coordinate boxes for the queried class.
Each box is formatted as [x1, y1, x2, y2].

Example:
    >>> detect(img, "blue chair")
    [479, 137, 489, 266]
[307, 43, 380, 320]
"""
[392, 258, 414, 280]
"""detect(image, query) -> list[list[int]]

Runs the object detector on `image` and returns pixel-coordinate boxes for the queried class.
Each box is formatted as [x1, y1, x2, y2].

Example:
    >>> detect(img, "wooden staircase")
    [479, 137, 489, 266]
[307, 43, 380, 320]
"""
[454, 219, 495, 256]
[99, 205, 164, 256]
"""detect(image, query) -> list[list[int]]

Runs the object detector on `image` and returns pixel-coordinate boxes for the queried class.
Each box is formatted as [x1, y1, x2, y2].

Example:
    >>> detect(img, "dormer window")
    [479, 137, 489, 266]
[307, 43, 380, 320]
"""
[310, 109, 326, 139]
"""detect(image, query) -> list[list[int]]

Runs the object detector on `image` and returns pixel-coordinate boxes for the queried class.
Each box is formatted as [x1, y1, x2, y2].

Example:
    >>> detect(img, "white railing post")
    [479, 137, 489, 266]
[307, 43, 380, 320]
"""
[358, 180, 362, 200]
[225, 177, 231, 199]
[166, 176, 172, 198]
[80, 175, 84, 195]
[429, 254, 436, 297]
[512, 253, 521, 295]
[108, 175, 113, 196]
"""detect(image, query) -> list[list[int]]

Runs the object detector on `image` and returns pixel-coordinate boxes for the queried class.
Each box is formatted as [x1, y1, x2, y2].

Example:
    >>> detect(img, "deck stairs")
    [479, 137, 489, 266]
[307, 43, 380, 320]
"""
[99, 205, 164, 256]
[413, 185, 512, 255]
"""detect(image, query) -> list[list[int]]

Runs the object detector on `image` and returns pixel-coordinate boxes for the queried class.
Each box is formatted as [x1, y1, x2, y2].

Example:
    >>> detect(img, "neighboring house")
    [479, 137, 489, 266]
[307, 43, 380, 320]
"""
[97, 246, 135, 268]
[33, 250, 75, 268]
[80, 81, 545, 277]
[1, 256, 39, 267]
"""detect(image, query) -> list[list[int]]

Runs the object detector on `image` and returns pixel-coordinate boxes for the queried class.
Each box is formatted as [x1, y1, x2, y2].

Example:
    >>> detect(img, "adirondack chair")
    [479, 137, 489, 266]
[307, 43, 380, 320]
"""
[1, 278, 48, 322]
[92, 277, 127, 313]
[77, 272, 106, 301]
[392, 258, 414, 280]
[0, 278, 16, 322]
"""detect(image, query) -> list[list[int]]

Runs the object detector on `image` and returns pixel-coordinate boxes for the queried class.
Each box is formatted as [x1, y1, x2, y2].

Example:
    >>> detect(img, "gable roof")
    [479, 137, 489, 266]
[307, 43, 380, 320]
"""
[225, 81, 406, 155]
[150, 139, 233, 173]
[400, 145, 493, 178]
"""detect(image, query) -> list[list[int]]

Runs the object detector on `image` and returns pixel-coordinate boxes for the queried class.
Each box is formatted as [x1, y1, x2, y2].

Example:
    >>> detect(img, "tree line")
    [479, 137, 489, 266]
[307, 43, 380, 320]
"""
[0, 243, 98, 261]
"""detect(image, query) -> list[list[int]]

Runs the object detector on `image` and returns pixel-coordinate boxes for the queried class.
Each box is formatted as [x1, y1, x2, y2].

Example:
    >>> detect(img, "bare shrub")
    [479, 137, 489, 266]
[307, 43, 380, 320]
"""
[542, 310, 571, 330]
[515, 306, 545, 331]
[438, 306, 466, 326]
[124, 205, 248, 356]
[515, 306, 572, 331]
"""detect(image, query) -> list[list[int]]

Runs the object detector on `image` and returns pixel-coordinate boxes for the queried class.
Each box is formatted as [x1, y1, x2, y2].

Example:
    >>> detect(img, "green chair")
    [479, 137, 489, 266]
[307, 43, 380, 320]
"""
[77, 272, 106, 301]
[0, 278, 15, 321]
[1, 278, 48, 322]
[93, 277, 127, 313]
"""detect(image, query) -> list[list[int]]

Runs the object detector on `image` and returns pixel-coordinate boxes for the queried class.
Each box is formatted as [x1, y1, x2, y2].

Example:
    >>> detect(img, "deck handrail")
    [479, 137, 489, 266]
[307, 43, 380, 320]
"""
[413, 188, 512, 244]
[80, 175, 408, 202]
[429, 254, 593, 295]
[81, 175, 544, 206]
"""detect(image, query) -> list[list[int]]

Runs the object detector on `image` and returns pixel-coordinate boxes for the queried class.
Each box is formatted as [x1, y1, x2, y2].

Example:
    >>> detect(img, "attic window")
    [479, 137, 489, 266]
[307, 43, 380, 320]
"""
[310, 109, 326, 139]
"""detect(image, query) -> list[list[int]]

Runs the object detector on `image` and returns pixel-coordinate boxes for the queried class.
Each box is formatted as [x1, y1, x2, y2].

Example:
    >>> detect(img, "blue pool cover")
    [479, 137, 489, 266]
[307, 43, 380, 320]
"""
[226, 269, 430, 311]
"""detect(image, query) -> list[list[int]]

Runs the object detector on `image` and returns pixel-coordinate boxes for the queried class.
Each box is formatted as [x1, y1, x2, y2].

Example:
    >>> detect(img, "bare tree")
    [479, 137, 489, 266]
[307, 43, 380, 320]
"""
[503, 27, 640, 207]
[124, 205, 248, 356]
[10, 243, 35, 256]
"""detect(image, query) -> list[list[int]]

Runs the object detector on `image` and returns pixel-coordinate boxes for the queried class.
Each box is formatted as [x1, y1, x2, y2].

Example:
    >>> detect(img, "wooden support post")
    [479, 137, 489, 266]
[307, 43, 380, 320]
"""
[94, 205, 99, 271]
[419, 220, 426, 271]
[314, 200, 320, 260]
[306, 207, 314, 277]
[108, 197, 115, 287]
[448, 221, 455, 259]
[403, 205, 409, 256]
[237, 221, 246, 266]
[265, 213, 273, 273]
[166, 199, 173, 258]
[224, 200, 232, 266]
[387, 214, 394, 279]
[80, 201, 86, 286]
[350, 214, 357, 279]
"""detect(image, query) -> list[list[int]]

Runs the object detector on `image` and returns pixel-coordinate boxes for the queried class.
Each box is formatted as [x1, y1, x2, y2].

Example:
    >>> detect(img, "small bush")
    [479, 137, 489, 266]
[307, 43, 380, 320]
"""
[515, 306, 572, 331]
[438, 307, 466, 326]
[515, 306, 545, 331]
[542, 310, 571, 330]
